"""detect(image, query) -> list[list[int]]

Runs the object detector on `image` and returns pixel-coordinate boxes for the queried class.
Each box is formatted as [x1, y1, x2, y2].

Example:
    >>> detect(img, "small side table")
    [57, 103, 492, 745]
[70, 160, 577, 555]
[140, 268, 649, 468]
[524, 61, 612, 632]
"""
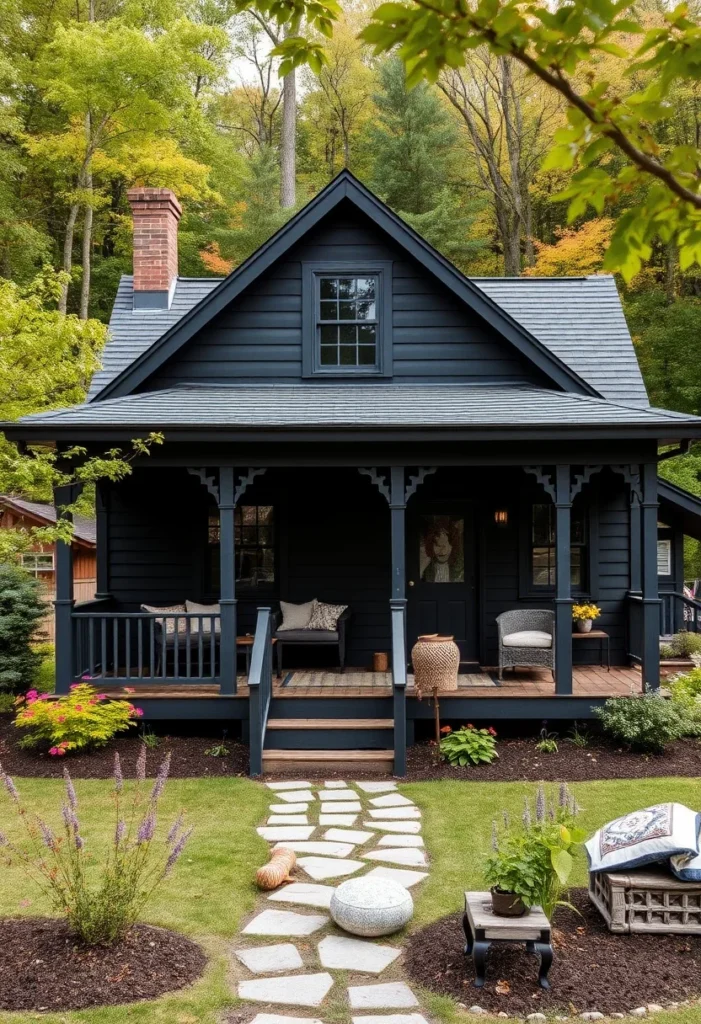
[462, 891, 553, 989]
[236, 635, 277, 676]
[572, 629, 610, 670]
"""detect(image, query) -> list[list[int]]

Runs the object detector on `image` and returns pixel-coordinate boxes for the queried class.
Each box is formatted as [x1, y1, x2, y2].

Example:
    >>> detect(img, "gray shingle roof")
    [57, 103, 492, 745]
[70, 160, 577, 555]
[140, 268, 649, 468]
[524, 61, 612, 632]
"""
[88, 274, 646, 407]
[0, 496, 96, 545]
[474, 276, 648, 406]
[18, 384, 698, 431]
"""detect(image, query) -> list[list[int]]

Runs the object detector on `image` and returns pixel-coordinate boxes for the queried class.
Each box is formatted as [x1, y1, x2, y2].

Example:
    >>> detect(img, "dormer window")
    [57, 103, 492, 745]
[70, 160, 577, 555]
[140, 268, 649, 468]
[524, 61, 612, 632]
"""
[303, 262, 392, 377]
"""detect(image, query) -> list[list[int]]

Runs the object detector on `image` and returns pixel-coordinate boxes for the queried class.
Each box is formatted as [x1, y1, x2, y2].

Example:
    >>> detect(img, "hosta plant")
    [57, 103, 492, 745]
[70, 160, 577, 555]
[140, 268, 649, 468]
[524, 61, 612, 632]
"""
[439, 724, 498, 766]
[0, 748, 192, 944]
[14, 683, 142, 755]
[485, 783, 586, 919]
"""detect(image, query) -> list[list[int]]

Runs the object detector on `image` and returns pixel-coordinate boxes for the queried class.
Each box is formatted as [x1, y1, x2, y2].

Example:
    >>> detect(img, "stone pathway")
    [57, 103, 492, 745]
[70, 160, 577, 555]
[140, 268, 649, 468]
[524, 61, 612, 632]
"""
[232, 779, 431, 1024]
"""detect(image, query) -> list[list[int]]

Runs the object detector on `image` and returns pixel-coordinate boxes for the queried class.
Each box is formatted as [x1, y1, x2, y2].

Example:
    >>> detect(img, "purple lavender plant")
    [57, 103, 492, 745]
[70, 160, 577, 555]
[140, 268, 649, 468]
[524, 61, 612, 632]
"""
[491, 819, 499, 851]
[135, 744, 147, 782]
[167, 811, 184, 845]
[113, 753, 123, 792]
[63, 768, 78, 811]
[137, 807, 156, 844]
[535, 783, 546, 823]
[1, 765, 20, 804]
[522, 797, 532, 828]
[115, 819, 126, 845]
[150, 753, 171, 802]
[165, 827, 193, 874]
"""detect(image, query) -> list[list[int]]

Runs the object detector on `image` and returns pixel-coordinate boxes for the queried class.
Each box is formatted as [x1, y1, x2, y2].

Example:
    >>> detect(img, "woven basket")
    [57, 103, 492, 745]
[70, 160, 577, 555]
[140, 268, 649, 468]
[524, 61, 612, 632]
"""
[411, 634, 459, 695]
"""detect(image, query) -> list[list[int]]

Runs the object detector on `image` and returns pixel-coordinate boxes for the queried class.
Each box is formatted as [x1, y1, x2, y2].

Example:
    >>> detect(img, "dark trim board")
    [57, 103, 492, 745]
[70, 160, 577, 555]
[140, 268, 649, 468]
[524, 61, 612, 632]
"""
[407, 694, 614, 720]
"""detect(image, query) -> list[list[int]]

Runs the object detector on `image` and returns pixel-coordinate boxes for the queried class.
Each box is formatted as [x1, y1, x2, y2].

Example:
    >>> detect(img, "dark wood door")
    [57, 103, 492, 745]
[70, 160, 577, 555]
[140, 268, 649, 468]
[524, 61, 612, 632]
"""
[407, 504, 477, 664]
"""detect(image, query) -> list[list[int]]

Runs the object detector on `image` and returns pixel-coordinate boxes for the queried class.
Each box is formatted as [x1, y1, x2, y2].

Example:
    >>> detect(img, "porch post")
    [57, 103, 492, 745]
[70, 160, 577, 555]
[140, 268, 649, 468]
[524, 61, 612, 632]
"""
[390, 466, 407, 777]
[219, 467, 237, 694]
[641, 462, 660, 690]
[54, 483, 76, 695]
[95, 481, 110, 600]
[554, 464, 573, 695]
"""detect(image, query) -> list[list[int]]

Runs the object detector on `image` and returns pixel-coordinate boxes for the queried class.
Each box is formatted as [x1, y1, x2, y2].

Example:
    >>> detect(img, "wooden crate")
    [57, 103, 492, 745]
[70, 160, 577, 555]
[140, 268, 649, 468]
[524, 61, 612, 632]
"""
[589, 867, 701, 935]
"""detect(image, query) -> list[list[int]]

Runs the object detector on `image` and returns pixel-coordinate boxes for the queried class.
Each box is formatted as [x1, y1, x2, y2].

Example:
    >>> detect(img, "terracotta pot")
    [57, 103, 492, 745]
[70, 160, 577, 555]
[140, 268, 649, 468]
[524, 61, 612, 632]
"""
[490, 886, 527, 917]
[574, 619, 593, 633]
[411, 634, 459, 695]
[373, 651, 389, 673]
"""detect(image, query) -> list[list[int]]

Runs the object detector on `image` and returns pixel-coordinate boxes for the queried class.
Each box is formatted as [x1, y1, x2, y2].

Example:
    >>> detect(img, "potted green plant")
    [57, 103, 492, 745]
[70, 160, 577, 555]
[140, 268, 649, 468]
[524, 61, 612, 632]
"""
[571, 603, 601, 634]
[485, 783, 586, 919]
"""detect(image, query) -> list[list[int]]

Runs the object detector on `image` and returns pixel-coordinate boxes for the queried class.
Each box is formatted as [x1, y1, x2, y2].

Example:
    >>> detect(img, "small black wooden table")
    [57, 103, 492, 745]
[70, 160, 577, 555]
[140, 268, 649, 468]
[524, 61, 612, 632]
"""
[462, 891, 553, 989]
[572, 629, 610, 670]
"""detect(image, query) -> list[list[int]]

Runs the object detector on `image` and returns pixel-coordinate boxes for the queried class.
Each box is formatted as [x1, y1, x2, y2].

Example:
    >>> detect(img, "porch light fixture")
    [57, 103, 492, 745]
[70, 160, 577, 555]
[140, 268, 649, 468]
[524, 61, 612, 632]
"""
[494, 508, 509, 527]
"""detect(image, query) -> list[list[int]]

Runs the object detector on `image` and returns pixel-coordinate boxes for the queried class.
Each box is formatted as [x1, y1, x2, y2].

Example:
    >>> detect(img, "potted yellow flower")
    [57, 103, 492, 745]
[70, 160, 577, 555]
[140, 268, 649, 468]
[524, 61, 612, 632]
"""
[572, 603, 601, 634]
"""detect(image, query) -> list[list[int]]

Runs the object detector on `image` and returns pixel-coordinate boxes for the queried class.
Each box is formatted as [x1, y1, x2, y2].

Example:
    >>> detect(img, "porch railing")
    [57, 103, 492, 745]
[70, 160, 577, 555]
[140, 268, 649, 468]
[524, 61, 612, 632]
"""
[248, 607, 273, 776]
[391, 603, 407, 777]
[660, 591, 701, 637]
[71, 608, 221, 684]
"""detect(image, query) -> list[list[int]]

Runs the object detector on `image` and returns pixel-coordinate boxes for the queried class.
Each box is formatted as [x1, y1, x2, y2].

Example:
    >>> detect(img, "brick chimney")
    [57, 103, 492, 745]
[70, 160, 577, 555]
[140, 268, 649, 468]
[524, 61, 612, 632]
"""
[127, 187, 182, 309]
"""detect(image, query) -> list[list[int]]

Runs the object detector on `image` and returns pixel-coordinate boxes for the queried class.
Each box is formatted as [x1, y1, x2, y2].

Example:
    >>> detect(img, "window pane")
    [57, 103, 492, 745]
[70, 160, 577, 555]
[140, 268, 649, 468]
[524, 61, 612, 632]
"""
[320, 345, 337, 365]
[356, 277, 375, 299]
[320, 324, 337, 345]
[340, 345, 357, 365]
[532, 546, 553, 586]
[356, 300, 376, 321]
[657, 539, 672, 575]
[358, 345, 376, 365]
[319, 301, 337, 321]
[571, 510, 585, 545]
[259, 505, 274, 525]
[338, 278, 355, 299]
[339, 301, 355, 320]
[358, 324, 376, 344]
[339, 323, 356, 344]
[532, 504, 551, 545]
[319, 278, 337, 299]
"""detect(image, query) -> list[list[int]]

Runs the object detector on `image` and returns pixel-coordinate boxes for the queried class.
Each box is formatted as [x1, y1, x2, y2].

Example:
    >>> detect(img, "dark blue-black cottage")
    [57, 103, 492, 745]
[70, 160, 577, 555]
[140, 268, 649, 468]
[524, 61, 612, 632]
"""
[10, 171, 701, 776]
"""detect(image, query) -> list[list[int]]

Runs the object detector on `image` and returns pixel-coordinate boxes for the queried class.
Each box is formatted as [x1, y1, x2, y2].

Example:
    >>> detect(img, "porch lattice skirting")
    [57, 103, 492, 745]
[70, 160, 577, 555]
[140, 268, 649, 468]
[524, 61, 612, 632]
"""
[231, 779, 431, 1022]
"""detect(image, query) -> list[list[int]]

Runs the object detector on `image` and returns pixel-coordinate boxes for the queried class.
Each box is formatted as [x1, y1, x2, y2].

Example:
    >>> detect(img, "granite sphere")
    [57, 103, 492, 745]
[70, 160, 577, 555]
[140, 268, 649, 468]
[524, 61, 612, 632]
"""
[330, 876, 413, 936]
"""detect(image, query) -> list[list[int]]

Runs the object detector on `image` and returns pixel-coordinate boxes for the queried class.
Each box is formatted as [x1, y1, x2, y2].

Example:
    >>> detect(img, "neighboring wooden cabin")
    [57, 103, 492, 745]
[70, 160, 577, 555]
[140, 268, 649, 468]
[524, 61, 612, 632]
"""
[0, 496, 96, 640]
[8, 171, 701, 776]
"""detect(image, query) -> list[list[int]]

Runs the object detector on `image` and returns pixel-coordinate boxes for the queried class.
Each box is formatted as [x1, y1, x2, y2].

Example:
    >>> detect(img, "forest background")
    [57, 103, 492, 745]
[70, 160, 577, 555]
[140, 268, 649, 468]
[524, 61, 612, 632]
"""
[3, 0, 701, 573]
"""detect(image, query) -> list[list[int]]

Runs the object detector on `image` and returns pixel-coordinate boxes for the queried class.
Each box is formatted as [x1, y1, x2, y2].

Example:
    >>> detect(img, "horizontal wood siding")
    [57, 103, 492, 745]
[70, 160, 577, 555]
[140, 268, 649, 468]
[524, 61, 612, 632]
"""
[145, 202, 549, 390]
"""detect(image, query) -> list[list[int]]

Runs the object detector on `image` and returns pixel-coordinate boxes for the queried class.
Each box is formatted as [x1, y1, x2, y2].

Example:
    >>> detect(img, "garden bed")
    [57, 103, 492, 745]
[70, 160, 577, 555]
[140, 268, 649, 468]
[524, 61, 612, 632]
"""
[405, 888, 701, 1016]
[0, 918, 207, 1011]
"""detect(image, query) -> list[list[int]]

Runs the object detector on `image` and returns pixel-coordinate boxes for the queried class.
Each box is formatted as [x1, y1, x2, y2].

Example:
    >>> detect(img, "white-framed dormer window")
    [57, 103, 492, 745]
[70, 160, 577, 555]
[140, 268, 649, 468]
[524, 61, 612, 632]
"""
[657, 538, 672, 576]
[21, 552, 55, 576]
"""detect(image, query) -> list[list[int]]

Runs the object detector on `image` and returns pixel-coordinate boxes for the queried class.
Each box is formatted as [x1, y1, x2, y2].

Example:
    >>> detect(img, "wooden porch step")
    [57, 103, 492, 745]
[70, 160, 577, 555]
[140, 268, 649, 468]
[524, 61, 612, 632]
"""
[263, 748, 394, 774]
[267, 718, 394, 730]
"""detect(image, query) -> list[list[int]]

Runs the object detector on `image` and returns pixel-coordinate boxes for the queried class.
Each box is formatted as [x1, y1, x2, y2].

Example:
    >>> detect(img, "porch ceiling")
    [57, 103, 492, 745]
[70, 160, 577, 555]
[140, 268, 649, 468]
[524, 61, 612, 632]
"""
[11, 384, 701, 439]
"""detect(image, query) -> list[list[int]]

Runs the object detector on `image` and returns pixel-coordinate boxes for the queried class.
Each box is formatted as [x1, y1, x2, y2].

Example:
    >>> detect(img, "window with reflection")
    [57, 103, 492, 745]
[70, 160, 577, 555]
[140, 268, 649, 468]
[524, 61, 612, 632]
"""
[207, 505, 275, 591]
[318, 275, 379, 369]
[531, 503, 587, 589]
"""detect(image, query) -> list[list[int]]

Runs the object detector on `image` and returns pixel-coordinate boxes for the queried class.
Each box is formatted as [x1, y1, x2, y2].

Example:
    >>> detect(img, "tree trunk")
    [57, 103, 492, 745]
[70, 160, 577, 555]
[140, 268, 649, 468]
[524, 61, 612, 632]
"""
[665, 241, 676, 302]
[503, 223, 521, 277]
[80, 188, 93, 319]
[280, 64, 296, 207]
[59, 203, 80, 314]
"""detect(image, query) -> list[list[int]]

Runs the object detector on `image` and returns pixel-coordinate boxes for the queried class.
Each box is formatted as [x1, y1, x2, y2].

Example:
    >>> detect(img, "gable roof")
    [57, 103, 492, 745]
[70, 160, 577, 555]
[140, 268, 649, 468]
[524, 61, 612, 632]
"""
[90, 170, 599, 402]
[0, 495, 96, 546]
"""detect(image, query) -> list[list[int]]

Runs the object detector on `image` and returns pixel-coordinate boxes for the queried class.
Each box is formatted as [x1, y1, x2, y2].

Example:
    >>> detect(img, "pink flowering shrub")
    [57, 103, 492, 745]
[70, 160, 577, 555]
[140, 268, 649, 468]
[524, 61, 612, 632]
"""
[13, 683, 142, 755]
[0, 749, 192, 943]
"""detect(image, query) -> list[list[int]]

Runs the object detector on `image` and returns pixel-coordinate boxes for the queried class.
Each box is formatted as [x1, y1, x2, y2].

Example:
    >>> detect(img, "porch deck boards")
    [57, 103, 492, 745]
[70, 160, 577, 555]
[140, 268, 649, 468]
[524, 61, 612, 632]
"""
[95, 665, 641, 701]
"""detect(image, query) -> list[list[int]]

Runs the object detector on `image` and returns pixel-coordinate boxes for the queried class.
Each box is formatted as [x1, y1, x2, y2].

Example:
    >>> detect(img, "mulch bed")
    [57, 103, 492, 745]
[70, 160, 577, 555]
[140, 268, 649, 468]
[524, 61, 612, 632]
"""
[405, 889, 701, 1016]
[0, 918, 206, 1011]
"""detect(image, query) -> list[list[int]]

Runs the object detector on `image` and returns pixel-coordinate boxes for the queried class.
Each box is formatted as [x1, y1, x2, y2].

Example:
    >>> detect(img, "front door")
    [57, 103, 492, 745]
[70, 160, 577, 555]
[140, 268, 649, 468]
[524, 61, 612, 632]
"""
[407, 504, 477, 664]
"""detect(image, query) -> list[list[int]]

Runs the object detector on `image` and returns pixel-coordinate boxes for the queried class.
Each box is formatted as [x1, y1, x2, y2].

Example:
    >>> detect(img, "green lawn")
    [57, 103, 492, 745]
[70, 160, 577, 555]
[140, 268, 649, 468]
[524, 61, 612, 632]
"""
[0, 774, 700, 1023]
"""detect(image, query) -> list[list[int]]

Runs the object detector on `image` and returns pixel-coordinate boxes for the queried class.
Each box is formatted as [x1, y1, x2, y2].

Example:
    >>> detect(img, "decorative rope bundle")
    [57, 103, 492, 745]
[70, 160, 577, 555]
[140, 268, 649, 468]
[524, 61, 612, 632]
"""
[255, 846, 297, 890]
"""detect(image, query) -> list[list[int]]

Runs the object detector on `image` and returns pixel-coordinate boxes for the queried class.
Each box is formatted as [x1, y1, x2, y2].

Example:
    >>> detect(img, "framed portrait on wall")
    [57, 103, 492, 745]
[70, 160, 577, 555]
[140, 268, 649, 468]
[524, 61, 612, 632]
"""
[420, 515, 465, 583]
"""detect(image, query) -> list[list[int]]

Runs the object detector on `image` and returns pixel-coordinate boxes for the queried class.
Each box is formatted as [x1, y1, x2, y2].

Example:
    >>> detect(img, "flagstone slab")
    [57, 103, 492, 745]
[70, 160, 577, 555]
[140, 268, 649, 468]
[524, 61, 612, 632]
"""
[369, 794, 415, 808]
[268, 883, 336, 909]
[258, 826, 316, 841]
[273, 841, 355, 858]
[270, 803, 310, 814]
[355, 782, 397, 793]
[252, 1016, 324, 1024]
[318, 935, 401, 974]
[376, 834, 424, 848]
[362, 848, 428, 867]
[243, 909, 329, 936]
[275, 790, 317, 804]
[235, 943, 304, 974]
[239, 972, 334, 1007]
[352, 1015, 430, 1024]
[348, 983, 418, 1010]
[267, 781, 312, 791]
[324, 780, 348, 788]
[297, 856, 364, 881]
[364, 820, 422, 834]
[323, 828, 374, 845]
[320, 814, 358, 826]
[363, 866, 428, 889]
[320, 802, 361, 814]
[268, 815, 309, 826]
[367, 808, 420, 820]
[318, 789, 358, 801]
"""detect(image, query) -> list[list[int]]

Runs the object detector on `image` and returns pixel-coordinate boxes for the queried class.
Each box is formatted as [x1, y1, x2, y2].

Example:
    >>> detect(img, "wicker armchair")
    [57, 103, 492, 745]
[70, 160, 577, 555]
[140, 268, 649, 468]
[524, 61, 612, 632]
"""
[496, 609, 555, 681]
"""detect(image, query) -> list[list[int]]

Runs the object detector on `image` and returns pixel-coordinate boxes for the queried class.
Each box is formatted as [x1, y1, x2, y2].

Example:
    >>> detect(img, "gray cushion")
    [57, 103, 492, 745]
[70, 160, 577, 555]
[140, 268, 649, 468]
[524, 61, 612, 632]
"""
[502, 630, 552, 649]
[278, 598, 316, 631]
[274, 629, 339, 643]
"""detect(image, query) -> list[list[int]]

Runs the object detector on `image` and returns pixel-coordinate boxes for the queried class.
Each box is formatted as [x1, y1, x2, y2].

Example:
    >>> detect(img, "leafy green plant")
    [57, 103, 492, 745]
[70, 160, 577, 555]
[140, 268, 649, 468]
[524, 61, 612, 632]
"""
[32, 641, 55, 692]
[666, 667, 701, 736]
[439, 724, 498, 767]
[669, 632, 701, 658]
[0, 693, 16, 714]
[594, 693, 688, 753]
[567, 722, 590, 748]
[535, 729, 559, 754]
[485, 783, 586, 919]
[660, 644, 675, 660]
[205, 742, 230, 758]
[140, 726, 160, 749]
[0, 750, 192, 944]
[0, 563, 46, 694]
[13, 683, 142, 755]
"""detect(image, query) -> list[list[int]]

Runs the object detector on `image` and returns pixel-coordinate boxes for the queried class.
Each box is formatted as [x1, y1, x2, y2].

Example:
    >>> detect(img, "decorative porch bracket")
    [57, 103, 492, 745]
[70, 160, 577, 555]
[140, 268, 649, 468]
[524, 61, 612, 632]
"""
[524, 464, 603, 502]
